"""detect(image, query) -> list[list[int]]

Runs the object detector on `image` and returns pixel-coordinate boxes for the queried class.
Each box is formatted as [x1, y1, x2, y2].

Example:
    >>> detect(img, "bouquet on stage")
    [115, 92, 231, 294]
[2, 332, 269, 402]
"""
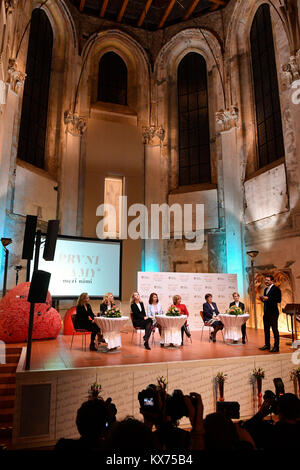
[166, 305, 181, 316]
[105, 307, 122, 318]
[228, 305, 243, 316]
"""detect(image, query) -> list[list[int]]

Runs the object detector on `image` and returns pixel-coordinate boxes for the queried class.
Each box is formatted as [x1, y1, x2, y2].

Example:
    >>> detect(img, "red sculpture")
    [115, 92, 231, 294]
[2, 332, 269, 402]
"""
[0, 282, 61, 343]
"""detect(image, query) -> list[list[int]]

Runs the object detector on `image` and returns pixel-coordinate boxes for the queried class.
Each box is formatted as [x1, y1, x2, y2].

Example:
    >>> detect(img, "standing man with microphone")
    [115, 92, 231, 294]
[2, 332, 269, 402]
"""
[259, 274, 282, 353]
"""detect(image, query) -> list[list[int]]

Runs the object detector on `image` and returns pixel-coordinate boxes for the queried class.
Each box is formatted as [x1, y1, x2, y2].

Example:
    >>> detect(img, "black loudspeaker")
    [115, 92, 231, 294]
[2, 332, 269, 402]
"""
[43, 220, 59, 261]
[22, 215, 37, 260]
[27, 270, 51, 304]
[216, 401, 240, 420]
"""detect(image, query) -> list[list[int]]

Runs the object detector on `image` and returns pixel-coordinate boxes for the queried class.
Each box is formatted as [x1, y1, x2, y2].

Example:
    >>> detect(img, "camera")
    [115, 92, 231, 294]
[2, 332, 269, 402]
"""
[263, 377, 285, 415]
[138, 384, 159, 412]
[166, 389, 190, 421]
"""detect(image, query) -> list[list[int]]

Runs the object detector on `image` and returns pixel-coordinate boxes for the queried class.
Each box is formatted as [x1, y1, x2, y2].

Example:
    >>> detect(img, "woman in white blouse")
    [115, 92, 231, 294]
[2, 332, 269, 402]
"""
[147, 292, 163, 342]
[147, 292, 163, 318]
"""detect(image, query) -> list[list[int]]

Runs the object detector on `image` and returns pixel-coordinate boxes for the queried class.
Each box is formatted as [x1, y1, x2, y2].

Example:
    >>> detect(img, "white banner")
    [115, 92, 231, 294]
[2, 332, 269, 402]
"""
[137, 272, 238, 330]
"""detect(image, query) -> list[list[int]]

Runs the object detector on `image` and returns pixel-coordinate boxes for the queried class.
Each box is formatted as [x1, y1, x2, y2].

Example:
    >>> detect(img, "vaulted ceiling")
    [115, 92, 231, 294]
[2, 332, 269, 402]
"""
[70, 0, 230, 31]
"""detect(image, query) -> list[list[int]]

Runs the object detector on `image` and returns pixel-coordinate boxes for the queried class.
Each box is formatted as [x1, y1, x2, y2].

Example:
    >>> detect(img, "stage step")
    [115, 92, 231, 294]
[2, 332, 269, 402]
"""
[4, 354, 21, 364]
[5, 347, 22, 355]
[0, 408, 13, 423]
[0, 396, 14, 409]
[0, 384, 15, 396]
[0, 374, 16, 385]
[0, 364, 18, 373]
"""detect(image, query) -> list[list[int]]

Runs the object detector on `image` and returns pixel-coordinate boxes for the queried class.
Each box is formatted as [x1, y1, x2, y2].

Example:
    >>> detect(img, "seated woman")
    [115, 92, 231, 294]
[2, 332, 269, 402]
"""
[202, 293, 223, 342]
[172, 295, 191, 346]
[76, 293, 101, 351]
[131, 292, 152, 350]
[147, 293, 163, 344]
[229, 292, 246, 344]
[100, 292, 115, 316]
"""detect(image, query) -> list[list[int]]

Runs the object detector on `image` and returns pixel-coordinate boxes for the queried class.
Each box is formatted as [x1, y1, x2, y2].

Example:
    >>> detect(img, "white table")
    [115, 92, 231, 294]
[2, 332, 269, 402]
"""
[155, 315, 187, 346]
[218, 313, 249, 343]
[94, 316, 128, 350]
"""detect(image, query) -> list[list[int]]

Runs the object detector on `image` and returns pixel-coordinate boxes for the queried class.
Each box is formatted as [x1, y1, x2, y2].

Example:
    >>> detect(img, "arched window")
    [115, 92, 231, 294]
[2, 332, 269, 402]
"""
[98, 52, 127, 105]
[18, 9, 53, 169]
[250, 3, 284, 168]
[177, 52, 211, 186]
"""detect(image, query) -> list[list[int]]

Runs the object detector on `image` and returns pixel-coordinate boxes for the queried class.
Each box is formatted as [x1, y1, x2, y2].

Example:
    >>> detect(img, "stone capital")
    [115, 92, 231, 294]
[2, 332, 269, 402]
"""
[216, 106, 239, 133]
[142, 125, 165, 145]
[5, 0, 16, 13]
[64, 110, 87, 136]
[282, 50, 300, 87]
[7, 58, 26, 94]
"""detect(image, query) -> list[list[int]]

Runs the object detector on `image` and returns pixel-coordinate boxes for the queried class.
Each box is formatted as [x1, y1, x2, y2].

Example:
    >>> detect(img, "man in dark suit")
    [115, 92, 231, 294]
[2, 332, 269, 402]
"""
[259, 274, 282, 353]
[229, 292, 246, 344]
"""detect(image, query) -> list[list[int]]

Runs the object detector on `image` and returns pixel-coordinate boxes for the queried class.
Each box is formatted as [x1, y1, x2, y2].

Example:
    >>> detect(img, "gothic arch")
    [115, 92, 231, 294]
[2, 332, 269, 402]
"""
[154, 28, 225, 191]
[80, 30, 150, 125]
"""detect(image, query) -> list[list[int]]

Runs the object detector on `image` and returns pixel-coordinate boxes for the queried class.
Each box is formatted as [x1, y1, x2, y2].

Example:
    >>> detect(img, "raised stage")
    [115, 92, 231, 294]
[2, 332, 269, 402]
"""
[12, 328, 297, 449]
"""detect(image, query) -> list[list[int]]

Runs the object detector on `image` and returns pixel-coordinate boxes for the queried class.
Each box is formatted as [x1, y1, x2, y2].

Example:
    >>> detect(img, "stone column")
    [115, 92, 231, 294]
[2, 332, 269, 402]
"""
[60, 111, 87, 236]
[142, 125, 166, 272]
[281, 52, 300, 218]
[216, 107, 245, 295]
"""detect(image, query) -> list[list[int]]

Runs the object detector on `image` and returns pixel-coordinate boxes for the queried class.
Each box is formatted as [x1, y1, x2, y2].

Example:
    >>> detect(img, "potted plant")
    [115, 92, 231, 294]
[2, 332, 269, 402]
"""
[290, 368, 300, 398]
[252, 367, 265, 408]
[88, 382, 102, 400]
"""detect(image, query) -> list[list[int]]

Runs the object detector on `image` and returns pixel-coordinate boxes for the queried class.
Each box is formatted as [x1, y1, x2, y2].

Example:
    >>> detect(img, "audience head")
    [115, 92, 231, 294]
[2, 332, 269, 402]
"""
[76, 399, 108, 439]
[173, 295, 181, 305]
[278, 393, 300, 422]
[204, 412, 239, 450]
[77, 292, 89, 306]
[205, 293, 213, 302]
[131, 292, 141, 303]
[149, 293, 159, 304]
[107, 417, 155, 450]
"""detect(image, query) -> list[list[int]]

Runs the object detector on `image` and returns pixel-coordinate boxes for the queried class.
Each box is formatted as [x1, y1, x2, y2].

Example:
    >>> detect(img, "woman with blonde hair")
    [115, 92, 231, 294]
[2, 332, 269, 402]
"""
[76, 293, 101, 351]
[130, 292, 152, 350]
[100, 292, 115, 316]
[172, 295, 190, 346]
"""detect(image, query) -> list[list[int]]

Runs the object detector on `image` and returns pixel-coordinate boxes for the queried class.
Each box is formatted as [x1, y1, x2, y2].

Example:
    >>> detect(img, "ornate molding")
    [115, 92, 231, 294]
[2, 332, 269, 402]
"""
[5, 0, 16, 14]
[7, 59, 26, 94]
[142, 125, 165, 145]
[216, 106, 238, 132]
[282, 50, 300, 87]
[64, 110, 87, 136]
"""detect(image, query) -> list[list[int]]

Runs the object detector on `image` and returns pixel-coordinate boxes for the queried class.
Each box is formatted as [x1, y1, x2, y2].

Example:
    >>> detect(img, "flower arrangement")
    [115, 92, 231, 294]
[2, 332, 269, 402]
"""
[88, 382, 102, 400]
[290, 367, 300, 381]
[105, 306, 122, 318]
[166, 305, 181, 316]
[228, 305, 244, 316]
[216, 371, 227, 384]
[252, 367, 265, 379]
[157, 376, 168, 390]
[216, 372, 227, 402]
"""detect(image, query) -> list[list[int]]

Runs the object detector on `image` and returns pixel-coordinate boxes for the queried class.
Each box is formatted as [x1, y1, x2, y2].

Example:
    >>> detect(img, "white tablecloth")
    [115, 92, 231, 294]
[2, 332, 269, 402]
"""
[94, 316, 128, 349]
[218, 314, 250, 341]
[155, 315, 187, 345]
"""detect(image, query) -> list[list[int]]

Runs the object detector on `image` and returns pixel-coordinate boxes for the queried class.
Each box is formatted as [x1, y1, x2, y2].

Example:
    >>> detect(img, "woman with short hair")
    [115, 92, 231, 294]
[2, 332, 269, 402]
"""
[202, 294, 223, 342]
[172, 295, 190, 346]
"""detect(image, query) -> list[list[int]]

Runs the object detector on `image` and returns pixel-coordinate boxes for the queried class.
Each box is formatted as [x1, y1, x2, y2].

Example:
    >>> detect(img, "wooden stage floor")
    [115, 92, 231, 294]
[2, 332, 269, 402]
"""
[20, 327, 293, 371]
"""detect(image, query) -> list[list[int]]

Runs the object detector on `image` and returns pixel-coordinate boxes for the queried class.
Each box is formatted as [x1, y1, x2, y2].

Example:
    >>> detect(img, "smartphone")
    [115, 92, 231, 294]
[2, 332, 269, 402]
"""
[143, 397, 154, 407]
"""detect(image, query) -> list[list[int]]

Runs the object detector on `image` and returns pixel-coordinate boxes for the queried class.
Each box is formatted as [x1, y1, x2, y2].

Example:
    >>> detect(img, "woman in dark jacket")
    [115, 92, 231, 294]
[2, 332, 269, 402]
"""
[202, 293, 223, 342]
[130, 292, 152, 350]
[100, 292, 115, 316]
[76, 293, 101, 351]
